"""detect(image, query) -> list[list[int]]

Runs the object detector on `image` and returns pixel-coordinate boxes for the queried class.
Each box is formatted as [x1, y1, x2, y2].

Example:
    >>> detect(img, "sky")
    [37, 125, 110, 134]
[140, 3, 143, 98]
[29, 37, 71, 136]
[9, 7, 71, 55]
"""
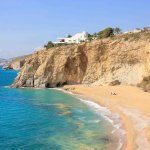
[0, 0, 150, 59]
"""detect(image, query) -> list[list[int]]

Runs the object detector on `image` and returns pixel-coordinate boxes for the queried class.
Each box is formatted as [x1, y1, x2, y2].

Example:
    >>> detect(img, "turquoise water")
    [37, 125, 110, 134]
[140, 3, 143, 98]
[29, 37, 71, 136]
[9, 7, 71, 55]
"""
[0, 66, 117, 150]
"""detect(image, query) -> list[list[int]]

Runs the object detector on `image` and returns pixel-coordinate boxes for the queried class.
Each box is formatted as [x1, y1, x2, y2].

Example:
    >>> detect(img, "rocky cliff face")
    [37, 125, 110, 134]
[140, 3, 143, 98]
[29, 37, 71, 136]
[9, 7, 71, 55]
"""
[12, 32, 150, 88]
[3, 55, 31, 70]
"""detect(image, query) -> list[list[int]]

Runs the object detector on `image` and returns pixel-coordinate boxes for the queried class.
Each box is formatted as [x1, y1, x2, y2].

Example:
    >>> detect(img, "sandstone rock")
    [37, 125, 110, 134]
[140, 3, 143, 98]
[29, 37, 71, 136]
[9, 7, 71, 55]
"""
[12, 32, 150, 88]
[3, 55, 31, 70]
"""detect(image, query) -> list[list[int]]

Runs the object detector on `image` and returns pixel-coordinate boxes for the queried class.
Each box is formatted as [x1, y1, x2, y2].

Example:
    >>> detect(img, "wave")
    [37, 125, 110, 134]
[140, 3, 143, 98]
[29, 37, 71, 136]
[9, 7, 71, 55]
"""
[18, 87, 126, 150]
[78, 97, 125, 150]
[0, 86, 9, 88]
[56, 88, 126, 150]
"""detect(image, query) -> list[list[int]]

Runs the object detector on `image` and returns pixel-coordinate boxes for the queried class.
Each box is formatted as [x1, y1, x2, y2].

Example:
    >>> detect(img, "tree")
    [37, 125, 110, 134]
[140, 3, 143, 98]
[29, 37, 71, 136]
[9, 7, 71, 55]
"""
[67, 35, 72, 38]
[93, 32, 98, 37]
[44, 41, 54, 49]
[114, 27, 122, 34]
[98, 27, 114, 38]
[88, 34, 93, 41]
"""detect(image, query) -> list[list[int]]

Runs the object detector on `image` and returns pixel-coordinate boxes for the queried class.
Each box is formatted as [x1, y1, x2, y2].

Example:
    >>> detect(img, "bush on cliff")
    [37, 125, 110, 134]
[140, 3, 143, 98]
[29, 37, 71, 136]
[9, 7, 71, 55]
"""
[98, 27, 114, 38]
[44, 41, 54, 49]
[113, 27, 122, 34]
[67, 35, 72, 38]
[88, 34, 93, 41]
[138, 76, 150, 92]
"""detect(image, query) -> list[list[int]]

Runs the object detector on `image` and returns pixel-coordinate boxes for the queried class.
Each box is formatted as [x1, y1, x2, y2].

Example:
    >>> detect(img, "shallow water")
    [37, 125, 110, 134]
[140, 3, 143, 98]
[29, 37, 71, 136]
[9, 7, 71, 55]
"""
[0, 66, 118, 150]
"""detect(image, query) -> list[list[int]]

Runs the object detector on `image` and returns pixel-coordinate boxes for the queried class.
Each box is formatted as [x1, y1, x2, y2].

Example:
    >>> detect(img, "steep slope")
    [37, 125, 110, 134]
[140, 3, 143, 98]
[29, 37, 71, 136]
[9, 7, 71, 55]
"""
[12, 32, 150, 88]
[3, 55, 31, 70]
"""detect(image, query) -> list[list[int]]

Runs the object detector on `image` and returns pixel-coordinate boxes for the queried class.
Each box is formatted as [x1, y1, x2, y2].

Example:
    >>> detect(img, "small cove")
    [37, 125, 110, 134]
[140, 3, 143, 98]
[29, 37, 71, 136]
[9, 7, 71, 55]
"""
[0, 66, 120, 150]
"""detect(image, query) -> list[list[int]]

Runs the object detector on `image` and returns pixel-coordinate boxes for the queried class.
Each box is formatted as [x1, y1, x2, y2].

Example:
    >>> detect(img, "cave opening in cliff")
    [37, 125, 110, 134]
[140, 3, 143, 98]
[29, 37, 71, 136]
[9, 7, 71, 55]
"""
[62, 81, 68, 86]
[45, 81, 68, 88]
[56, 82, 61, 87]
[56, 81, 68, 87]
[45, 83, 50, 88]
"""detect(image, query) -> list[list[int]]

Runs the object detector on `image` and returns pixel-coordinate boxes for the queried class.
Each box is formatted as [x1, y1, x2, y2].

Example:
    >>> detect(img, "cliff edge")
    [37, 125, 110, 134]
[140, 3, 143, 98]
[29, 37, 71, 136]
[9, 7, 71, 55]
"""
[12, 32, 150, 88]
[3, 55, 31, 70]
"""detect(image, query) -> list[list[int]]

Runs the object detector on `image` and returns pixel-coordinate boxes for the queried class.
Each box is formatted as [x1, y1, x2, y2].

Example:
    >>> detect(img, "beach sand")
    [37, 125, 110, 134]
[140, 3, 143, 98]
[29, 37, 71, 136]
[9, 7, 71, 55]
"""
[63, 85, 150, 150]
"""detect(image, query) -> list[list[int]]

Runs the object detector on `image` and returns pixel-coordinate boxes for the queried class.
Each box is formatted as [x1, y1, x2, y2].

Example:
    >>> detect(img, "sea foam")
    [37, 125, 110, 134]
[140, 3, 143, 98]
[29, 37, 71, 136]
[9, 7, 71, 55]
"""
[56, 88, 126, 150]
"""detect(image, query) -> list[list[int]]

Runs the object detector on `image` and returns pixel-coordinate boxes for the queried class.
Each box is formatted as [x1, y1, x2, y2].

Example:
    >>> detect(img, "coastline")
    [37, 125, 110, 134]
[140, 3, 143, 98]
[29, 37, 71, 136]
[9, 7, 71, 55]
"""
[74, 95, 126, 150]
[6, 85, 125, 149]
[7, 84, 150, 149]
[63, 85, 150, 150]
[56, 87, 126, 150]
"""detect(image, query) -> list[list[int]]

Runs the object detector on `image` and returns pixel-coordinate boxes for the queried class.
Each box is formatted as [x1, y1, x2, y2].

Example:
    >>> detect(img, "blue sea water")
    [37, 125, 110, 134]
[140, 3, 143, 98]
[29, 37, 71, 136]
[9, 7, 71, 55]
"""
[0, 66, 118, 150]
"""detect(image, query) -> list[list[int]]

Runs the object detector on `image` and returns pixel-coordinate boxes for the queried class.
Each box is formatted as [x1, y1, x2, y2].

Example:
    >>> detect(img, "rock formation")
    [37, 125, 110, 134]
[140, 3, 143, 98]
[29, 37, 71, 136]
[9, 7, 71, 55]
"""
[3, 55, 31, 70]
[12, 32, 150, 88]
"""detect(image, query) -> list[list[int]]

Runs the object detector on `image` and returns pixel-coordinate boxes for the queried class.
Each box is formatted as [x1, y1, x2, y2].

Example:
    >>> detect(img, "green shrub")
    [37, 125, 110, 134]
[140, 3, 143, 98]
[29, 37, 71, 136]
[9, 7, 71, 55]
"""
[114, 27, 122, 34]
[98, 27, 114, 39]
[138, 76, 150, 92]
[67, 35, 72, 38]
[44, 41, 54, 49]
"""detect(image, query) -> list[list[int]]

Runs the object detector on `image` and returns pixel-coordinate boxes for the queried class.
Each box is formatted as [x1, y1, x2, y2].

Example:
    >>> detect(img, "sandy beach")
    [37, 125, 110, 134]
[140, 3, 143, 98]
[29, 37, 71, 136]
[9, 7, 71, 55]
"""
[63, 85, 150, 150]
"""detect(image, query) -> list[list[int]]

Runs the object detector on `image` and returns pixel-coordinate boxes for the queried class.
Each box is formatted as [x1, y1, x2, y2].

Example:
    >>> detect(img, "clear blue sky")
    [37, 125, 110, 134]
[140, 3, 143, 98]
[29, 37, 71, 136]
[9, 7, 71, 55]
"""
[0, 0, 149, 58]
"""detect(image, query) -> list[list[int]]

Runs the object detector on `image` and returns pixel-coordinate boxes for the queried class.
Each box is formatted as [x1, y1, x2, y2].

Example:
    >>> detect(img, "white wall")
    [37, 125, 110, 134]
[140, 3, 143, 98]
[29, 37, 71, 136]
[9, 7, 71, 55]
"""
[55, 31, 88, 44]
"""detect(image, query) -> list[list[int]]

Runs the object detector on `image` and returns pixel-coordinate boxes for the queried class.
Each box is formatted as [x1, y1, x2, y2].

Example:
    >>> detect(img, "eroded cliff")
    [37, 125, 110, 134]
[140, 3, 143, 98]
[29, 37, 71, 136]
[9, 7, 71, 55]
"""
[12, 32, 150, 88]
[3, 55, 31, 70]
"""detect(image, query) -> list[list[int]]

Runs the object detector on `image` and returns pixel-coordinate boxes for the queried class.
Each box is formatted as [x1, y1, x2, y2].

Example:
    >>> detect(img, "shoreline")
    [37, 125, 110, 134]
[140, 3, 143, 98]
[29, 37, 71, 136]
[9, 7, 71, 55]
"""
[7, 86, 126, 149]
[63, 85, 150, 150]
[76, 95, 126, 150]
[56, 87, 126, 150]
[6, 84, 150, 149]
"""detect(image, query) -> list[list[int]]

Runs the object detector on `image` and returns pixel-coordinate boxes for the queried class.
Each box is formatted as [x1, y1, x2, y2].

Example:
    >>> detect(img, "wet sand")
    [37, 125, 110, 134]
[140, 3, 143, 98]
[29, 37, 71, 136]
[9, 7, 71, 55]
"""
[63, 85, 150, 150]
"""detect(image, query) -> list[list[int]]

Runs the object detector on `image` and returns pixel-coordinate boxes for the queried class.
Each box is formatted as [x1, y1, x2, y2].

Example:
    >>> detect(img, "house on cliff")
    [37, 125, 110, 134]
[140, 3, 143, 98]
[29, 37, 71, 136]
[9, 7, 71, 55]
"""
[133, 28, 142, 33]
[144, 27, 150, 31]
[54, 31, 88, 44]
[124, 28, 142, 34]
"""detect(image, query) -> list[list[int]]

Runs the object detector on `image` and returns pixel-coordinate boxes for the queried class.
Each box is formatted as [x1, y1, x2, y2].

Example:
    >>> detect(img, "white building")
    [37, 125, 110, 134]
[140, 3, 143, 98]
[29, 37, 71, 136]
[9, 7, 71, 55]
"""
[133, 28, 142, 33]
[124, 28, 142, 34]
[123, 31, 132, 34]
[54, 31, 88, 44]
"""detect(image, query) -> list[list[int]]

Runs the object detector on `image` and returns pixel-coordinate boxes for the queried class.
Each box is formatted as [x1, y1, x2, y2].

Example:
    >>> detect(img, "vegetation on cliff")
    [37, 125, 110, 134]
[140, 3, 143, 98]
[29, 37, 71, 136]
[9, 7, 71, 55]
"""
[44, 41, 73, 49]
[44, 27, 122, 48]
[98, 27, 114, 38]
[12, 31, 150, 89]
[138, 76, 150, 92]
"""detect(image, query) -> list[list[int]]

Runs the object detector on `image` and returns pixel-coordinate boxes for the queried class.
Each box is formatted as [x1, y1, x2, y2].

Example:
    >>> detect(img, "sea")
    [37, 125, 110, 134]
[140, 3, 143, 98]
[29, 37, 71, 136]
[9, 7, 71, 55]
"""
[0, 66, 121, 150]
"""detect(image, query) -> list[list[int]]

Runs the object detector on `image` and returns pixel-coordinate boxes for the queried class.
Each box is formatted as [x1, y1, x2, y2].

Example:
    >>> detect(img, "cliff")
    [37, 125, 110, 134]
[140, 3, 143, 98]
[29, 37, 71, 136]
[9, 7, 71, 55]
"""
[12, 32, 150, 88]
[3, 55, 31, 70]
